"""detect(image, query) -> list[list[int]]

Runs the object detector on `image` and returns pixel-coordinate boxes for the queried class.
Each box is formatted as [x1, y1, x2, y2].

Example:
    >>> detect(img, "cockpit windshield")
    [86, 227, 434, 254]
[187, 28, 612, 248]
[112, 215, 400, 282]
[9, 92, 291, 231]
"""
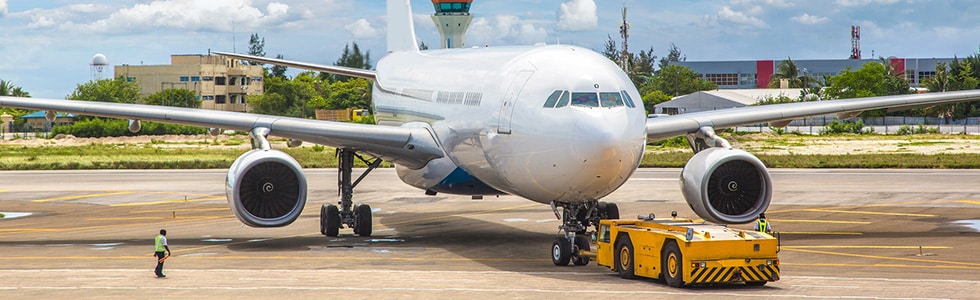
[599, 92, 625, 107]
[571, 92, 599, 107]
[543, 90, 636, 109]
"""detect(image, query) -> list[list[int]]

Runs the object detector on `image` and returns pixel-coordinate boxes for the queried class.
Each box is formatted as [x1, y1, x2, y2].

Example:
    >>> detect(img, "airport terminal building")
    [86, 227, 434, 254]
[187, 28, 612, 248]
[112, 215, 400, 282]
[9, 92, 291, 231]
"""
[114, 55, 264, 113]
[673, 57, 954, 89]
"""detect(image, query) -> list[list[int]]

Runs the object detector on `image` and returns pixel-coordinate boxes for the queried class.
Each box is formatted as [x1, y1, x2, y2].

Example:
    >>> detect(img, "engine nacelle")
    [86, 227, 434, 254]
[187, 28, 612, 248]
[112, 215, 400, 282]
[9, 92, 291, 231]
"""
[680, 147, 772, 224]
[226, 149, 307, 227]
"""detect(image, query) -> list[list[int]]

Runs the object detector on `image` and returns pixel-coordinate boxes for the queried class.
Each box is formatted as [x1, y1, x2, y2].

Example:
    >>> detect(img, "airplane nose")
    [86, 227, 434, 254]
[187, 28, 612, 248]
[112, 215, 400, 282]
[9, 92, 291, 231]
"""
[565, 110, 639, 199]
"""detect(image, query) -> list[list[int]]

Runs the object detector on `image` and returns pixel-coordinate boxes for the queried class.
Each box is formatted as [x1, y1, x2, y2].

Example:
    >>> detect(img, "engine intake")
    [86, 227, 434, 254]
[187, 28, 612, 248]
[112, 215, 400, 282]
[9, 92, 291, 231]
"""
[680, 147, 772, 224]
[226, 149, 307, 227]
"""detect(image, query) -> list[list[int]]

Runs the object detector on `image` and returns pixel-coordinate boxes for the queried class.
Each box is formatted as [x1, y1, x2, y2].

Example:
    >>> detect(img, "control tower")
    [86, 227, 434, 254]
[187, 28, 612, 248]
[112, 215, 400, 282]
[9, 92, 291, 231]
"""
[431, 0, 473, 49]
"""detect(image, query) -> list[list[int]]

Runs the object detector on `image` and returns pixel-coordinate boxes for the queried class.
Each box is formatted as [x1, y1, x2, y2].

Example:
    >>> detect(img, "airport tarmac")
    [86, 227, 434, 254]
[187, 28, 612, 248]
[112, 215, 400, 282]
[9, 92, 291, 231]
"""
[1, 168, 979, 299]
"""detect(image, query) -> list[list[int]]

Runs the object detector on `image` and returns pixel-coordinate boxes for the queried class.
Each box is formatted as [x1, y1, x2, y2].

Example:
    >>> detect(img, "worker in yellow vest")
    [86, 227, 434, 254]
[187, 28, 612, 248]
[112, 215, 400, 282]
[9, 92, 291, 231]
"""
[753, 213, 773, 234]
[154, 229, 171, 278]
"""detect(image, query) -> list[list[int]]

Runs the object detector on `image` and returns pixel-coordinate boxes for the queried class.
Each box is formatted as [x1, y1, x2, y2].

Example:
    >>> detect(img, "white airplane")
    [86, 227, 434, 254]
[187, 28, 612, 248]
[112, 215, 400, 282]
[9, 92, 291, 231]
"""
[3, 0, 980, 266]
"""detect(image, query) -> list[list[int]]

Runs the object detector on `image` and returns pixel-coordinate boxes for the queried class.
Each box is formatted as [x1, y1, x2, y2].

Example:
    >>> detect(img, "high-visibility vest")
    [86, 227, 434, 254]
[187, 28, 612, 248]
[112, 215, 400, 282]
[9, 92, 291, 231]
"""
[757, 220, 769, 233]
[155, 235, 166, 252]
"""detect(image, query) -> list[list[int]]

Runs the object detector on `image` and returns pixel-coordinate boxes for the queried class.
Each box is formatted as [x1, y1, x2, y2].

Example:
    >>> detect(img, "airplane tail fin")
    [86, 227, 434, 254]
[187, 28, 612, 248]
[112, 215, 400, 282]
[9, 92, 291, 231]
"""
[387, 0, 420, 53]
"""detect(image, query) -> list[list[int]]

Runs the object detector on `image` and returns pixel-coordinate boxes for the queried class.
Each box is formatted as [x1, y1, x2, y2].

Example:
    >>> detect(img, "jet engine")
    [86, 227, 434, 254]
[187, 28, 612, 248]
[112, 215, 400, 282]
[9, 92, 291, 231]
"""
[679, 147, 772, 224]
[226, 149, 307, 227]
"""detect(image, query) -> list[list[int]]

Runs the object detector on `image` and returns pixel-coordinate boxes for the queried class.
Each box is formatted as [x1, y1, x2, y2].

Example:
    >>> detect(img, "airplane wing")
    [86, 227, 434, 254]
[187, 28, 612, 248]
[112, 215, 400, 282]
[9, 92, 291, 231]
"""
[0, 96, 442, 169]
[212, 51, 376, 80]
[646, 90, 980, 141]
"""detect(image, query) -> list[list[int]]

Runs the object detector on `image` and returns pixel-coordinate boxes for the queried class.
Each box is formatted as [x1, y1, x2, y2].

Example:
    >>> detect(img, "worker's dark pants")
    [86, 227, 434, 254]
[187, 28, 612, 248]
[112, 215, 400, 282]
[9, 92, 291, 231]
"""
[155, 251, 166, 276]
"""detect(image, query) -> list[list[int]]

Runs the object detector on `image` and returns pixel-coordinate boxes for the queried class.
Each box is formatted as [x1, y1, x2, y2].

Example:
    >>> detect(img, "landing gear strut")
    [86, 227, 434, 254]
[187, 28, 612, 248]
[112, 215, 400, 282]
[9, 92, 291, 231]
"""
[550, 200, 619, 266]
[320, 148, 381, 237]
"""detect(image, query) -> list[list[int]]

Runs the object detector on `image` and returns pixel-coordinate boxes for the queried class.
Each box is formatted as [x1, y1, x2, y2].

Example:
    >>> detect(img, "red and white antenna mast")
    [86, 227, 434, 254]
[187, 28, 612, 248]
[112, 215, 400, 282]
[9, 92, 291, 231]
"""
[850, 25, 861, 59]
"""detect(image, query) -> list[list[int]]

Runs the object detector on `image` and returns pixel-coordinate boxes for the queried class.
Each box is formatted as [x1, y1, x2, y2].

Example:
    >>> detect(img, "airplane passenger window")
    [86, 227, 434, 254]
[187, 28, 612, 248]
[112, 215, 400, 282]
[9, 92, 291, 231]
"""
[543, 90, 562, 108]
[599, 92, 625, 107]
[621, 90, 636, 108]
[571, 92, 599, 107]
[555, 91, 570, 107]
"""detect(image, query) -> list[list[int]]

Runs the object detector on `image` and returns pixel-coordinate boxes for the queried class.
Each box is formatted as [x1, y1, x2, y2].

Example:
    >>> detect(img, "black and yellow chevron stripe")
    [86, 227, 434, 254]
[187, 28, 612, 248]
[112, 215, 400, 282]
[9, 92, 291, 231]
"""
[689, 265, 780, 284]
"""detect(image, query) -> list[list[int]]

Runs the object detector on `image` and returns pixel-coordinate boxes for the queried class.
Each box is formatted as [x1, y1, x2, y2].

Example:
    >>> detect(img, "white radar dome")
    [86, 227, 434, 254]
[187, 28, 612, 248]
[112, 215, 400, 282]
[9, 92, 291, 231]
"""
[92, 53, 108, 66]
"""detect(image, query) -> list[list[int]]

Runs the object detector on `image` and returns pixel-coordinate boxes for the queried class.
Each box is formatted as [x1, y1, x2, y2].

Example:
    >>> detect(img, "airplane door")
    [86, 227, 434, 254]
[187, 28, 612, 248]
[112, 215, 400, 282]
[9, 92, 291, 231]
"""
[496, 70, 534, 134]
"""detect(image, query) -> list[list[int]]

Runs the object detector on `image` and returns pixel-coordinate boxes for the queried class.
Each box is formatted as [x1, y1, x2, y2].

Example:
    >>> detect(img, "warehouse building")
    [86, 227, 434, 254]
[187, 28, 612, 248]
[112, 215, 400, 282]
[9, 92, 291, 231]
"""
[673, 57, 954, 89]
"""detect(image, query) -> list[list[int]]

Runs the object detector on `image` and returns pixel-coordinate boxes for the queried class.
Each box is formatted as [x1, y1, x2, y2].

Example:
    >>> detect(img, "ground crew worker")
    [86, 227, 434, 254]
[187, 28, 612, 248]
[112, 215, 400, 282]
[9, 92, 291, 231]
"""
[754, 213, 772, 233]
[154, 229, 171, 278]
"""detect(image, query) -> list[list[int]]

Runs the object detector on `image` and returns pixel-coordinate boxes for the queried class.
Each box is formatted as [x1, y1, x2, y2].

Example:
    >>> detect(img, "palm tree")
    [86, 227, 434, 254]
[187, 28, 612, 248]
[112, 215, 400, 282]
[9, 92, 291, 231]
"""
[0, 80, 30, 97]
[767, 57, 816, 89]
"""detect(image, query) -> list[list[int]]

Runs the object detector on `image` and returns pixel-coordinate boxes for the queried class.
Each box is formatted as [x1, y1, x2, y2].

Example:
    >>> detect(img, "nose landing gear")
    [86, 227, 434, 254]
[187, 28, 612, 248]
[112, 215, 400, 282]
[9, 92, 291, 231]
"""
[550, 200, 619, 266]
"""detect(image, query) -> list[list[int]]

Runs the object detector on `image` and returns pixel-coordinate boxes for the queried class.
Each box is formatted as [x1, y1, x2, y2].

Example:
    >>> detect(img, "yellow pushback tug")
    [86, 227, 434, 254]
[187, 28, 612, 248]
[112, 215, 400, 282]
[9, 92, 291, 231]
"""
[589, 214, 780, 287]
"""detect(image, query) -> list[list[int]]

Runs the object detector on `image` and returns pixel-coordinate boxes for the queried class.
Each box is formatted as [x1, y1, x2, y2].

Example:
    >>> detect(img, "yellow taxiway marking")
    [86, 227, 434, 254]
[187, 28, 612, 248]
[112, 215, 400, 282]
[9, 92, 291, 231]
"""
[383, 204, 539, 227]
[778, 231, 863, 235]
[32, 191, 135, 203]
[955, 200, 980, 205]
[782, 262, 980, 270]
[0, 228, 63, 232]
[0, 255, 551, 263]
[110, 196, 225, 207]
[174, 204, 540, 255]
[130, 208, 229, 214]
[771, 219, 871, 225]
[0, 189, 7, 192]
[782, 248, 980, 268]
[803, 208, 935, 217]
[782, 245, 951, 249]
[85, 216, 228, 221]
[0, 214, 232, 237]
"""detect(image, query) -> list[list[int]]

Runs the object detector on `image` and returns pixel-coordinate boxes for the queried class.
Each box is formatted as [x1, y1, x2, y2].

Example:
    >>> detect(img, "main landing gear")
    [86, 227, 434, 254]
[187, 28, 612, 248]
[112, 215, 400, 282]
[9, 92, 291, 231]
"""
[320, 148, 381, 237]
[550, 200, 619, 266]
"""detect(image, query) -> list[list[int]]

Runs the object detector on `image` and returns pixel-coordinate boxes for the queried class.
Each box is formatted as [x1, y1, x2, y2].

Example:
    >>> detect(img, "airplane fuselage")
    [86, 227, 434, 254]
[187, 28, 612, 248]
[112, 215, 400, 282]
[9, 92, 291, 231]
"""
[373, 45, 648, 204]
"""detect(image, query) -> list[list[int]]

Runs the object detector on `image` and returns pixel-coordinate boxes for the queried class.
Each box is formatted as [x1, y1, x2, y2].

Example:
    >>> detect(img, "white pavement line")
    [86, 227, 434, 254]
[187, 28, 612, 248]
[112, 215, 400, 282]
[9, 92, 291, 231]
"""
[791, 285, 860, 289]
[783, 275, 980, 284]
[239, 277, 298, 281]
[1, 285, 953, 299]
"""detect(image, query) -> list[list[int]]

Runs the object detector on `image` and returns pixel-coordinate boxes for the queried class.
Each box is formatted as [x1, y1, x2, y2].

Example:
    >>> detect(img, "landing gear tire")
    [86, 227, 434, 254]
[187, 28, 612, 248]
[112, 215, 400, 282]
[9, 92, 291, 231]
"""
[572, 235, 591, 266]
[321, 204, 340, 237]
[615, 234, 635, 279]
[599, 202, 620, 220]
[662, 240, 685, 288]
[551, 236, 572, 266]
[354, 203, 372, 237]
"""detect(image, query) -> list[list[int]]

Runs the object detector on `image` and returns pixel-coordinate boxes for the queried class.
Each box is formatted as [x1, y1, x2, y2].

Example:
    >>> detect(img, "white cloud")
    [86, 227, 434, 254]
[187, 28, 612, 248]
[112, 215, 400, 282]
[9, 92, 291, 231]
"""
[468, 15, 547, 46]
[792, 13, 828, 25]
[345, 18, 378, 39]
[716, 6, 767, 28]
[0, 0, 7, 17]
[556, 0, 597, 31]
[19, 0, 310, 34]
[731, 0, 794, 7]
[835, 0, 902, 7]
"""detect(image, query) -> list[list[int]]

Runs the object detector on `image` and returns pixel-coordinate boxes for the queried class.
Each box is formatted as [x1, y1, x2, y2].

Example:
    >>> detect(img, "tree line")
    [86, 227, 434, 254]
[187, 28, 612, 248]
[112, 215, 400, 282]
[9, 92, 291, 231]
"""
[601, 34, 980, 121]
[245, 34, 373, 121]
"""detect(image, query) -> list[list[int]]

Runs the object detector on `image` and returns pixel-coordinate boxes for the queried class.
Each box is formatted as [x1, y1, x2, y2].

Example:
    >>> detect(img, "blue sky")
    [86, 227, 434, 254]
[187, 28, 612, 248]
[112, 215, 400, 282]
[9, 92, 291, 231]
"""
[1, 0, 979, 98]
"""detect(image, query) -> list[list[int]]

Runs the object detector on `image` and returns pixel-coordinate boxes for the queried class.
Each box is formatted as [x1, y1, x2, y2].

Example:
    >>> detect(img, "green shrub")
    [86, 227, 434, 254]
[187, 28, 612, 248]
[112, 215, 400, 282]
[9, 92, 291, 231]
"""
[820, 119, 867, 135]
[50, 118, 206, 138]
